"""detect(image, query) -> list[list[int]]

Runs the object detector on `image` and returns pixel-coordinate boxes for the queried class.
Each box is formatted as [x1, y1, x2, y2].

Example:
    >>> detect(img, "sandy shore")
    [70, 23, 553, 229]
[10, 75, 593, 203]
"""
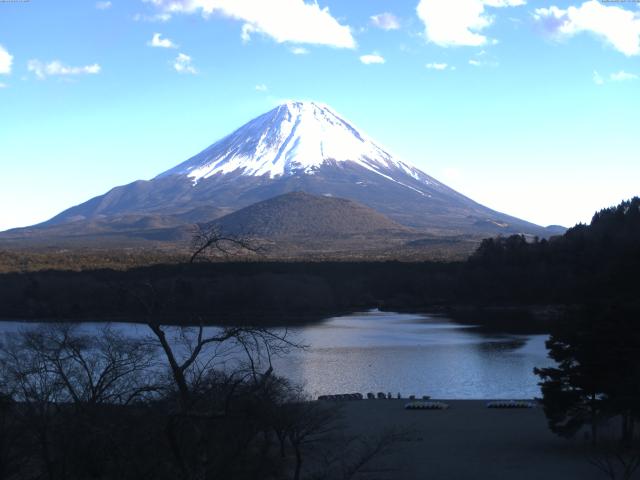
[334, 400, 602, 479]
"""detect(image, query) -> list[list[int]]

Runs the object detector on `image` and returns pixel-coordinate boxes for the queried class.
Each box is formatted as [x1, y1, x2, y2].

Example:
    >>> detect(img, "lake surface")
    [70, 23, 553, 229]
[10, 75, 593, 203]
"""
[0, 310, 553, 399]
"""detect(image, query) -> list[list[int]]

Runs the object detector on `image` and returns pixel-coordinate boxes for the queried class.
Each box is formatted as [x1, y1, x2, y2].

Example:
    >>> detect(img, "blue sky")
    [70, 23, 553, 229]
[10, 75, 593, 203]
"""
[0, 0, 639, 230]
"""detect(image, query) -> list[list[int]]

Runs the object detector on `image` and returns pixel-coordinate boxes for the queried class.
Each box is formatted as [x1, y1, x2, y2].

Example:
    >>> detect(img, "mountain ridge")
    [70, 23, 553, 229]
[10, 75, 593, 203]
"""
[2, 101, 564, 249]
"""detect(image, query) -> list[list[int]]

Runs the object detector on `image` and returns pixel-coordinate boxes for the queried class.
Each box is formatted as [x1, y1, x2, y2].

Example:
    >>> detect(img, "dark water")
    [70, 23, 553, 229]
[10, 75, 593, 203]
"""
[0, 310, 552, 399]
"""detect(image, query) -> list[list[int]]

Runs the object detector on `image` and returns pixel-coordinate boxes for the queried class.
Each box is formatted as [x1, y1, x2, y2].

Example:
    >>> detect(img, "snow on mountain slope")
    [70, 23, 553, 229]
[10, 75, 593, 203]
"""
[23, 100, 554, 239]
[157, 101, 436, 192]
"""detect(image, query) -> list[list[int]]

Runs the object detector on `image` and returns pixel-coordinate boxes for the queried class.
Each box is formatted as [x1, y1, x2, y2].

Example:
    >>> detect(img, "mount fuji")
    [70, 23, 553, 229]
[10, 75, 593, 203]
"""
[5, 101, 560, 249]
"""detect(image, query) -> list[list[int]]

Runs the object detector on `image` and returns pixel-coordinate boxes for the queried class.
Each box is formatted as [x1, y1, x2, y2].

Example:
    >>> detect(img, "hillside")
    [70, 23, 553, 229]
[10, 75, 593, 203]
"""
[213, 191, 412, 239]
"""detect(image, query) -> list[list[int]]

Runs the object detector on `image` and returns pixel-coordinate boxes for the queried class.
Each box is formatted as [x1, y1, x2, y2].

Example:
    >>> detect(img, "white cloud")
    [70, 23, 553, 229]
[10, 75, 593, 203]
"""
[146, 0, 356, 48]
[0, 82, 7, 88]
[425, 62, 449, 70]
[148, 33, 177, 48]
[468, 49, 498, 67]
[96, 1, 112, 10]
[255, 83, 268, 91]
[133, 12, 172, 22]
[173, 53, 197, 74]
[27, 60, 101, 79]
[360, 53, 385, 64]
[533, 1, 640, 56]
[593, 70, 604, 85]
[468, 58, 498, 67]
[469, 58, 498, 67]
[290, 46, 309, 55]
[370, 12, 400, 31]
[610, 70, 638, 81]
[0, 45, 13, 75]
[416, 0, 526, 47]
[241, 23, 257, 43]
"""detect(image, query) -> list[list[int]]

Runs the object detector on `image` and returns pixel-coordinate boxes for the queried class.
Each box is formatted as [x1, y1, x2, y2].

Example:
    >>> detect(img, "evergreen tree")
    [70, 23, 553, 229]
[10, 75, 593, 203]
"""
[535, 305, 640, 444]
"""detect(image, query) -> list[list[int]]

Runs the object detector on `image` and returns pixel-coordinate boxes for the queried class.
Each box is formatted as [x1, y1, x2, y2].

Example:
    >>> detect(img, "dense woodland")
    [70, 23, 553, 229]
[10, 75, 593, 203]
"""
[0, 198, 638, 327]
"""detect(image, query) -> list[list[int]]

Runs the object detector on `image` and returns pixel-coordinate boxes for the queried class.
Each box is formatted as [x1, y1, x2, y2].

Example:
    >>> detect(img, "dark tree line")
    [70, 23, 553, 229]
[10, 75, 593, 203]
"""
[2, 199, 638, 325]
[525, 199, 640, 479]
[469, 197, 640, 305]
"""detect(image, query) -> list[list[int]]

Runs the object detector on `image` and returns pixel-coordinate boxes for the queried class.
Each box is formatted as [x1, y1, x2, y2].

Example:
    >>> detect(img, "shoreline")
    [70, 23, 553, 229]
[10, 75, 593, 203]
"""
[0, 304, 560, 334]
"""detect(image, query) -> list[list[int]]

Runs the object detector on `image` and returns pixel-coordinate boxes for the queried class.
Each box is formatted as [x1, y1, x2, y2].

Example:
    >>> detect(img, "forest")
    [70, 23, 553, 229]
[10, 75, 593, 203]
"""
[0, 198, 638, 328]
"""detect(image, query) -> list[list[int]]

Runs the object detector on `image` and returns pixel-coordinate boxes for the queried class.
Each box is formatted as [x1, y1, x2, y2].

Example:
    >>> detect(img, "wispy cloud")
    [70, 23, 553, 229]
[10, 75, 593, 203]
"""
[0, 83, 7, 88]
[416, 0, 526, 47]
[27, 60, 101, 79]
[370, 12, 400, 31]
[468, 49, 498, 67]
[592, 69, 637, 85]
[593, 70, 604, 85]
[255, 84, 268, 92]
[173, 53, 197, 74]
[146, 0, 356, 49]
[241, 23, 256, 43]
[610, 70, 638, 81]
[147, 33, 177, 48]
[425, 62, 449, 70]
[468, 58, 498, 67]
[360, 53, 385, 65]
[0, 45, 13, 75]
[290, 46, 309, 55]
[533, 1, 640, 56]
[133, 12, 171, 22]
[96, 1, 112, 10]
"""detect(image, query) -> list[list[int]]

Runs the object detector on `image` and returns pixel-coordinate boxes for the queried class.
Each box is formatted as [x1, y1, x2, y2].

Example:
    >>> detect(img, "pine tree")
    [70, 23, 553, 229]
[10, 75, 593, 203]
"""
[535, 305, 640, 444]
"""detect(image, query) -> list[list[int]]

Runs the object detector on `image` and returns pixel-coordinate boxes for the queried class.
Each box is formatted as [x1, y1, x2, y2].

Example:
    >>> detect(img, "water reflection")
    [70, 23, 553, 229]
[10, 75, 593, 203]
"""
[0, 310, 552, 399]
[272, 310, 552, 399]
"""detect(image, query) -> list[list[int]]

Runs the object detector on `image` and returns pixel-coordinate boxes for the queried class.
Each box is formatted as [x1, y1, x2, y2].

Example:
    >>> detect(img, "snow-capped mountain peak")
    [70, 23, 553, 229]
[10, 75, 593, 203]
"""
[157, 101, 430, 185]
[33, 101, 550, 238]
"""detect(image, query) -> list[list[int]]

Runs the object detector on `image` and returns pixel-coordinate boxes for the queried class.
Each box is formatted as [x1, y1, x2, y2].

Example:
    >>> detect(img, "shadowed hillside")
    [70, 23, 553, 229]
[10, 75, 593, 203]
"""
[213, 191, 412, 238]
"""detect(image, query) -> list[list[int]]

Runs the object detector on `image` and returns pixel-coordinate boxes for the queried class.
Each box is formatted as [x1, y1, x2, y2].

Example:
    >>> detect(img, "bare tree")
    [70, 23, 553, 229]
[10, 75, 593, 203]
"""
[146, 319, 297, 412]
[14, 324, 158, 406]
[588, 424, 640, 480]
[332, 429, 406, 480]
[131, 229, 296, 411]
[589, 446, 640, 480]
[1, 329, 69, 480]
[115, 230, 299, 480]
[0, 324, 162, 480]
[190, 224, 260, 263]
[284, 400, 341, 480]
[0, 387, 23, 480]
[102, 228, 325, 480]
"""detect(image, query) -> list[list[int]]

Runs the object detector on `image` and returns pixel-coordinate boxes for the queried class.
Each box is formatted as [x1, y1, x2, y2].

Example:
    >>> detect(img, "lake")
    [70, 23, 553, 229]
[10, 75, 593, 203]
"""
[0, 310, 552, 399]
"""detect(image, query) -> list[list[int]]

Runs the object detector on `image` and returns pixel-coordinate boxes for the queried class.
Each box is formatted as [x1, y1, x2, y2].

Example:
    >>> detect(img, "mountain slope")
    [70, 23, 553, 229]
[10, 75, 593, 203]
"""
[213, 191, 412, 238]
[13, 101, 558, 241]
[157, 101, 432, 183]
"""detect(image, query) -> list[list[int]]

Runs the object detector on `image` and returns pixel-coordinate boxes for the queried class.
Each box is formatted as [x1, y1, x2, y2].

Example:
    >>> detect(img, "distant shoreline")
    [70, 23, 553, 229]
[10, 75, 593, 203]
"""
[0, 304, 559, 336]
